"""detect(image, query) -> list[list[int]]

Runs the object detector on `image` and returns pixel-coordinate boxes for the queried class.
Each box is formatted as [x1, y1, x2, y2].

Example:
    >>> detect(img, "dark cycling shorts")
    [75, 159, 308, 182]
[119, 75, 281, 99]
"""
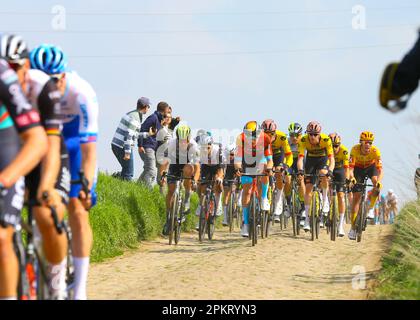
[273, 153, 285, 167]
[26, 138, 71, 205]
[304, 156, 329, 184]
[352, 165, 378, 193]
[200, 164, 222, 184]
[0, 133, 24, 228]
[333, 167, 346, 193]
[223, 165, 236, 187]
[291, 158, 298, 173]
[0, 177, 25, 227]
[168, 164, 186, 184]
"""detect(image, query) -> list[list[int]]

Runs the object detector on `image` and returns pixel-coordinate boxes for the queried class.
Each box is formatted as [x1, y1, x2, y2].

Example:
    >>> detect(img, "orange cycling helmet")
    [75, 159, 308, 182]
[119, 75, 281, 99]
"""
[360, 131, 374, 142]
[306, 121, 322, 134]
[329, 132, 341, 145]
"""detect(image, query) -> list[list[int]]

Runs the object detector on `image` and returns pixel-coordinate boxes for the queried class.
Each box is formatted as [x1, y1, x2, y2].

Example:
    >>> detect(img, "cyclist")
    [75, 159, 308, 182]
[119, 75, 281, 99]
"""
[30, 44, 99, 299]
[385, 189, 398, 224]
[195, 132, 225, 228]
[159, 124, 200, 235]
[222, 144, 237, 226]
[1, 35, 71, 299]
[260, 119, 293, 222]
[297, 121, 335, 232]
[234, 121, 273, 237]
[0, 57, 48, 300]
[348, 131, 383, 240]
[286, 122, 306, 226]
[329, 133, 350, 237]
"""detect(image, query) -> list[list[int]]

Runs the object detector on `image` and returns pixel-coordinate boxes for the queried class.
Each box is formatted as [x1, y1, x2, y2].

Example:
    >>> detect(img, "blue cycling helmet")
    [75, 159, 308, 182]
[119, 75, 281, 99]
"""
[30, 44, 68, 75]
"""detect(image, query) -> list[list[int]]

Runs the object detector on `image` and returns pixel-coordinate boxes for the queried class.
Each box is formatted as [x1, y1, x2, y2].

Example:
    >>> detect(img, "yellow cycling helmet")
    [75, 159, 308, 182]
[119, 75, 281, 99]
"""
[176, 124, 191, 140]
[243, 121, 258, 132]
[360, 131, 374, 142]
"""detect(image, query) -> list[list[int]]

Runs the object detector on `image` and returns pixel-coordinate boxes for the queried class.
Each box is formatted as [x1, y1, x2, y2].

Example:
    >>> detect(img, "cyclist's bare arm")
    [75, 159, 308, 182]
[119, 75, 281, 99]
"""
[193, 163, 201, 182]
[38, 135, 61, 202]
[328, 155, 335, 172]
[0, 127, 47, 187]
[81, 142, 97, 190]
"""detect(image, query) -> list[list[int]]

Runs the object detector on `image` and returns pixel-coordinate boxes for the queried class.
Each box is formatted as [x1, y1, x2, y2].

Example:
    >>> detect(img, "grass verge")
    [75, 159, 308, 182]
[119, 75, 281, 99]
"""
[372, 200, 420, 299]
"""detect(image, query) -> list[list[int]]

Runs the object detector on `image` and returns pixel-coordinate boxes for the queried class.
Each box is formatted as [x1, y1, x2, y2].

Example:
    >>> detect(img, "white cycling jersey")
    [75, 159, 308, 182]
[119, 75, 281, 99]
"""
[60, 71, 98, 143]
[164, 138, 200, 165]
[386, 193, 398, 206]
[199, 143, 226, 166]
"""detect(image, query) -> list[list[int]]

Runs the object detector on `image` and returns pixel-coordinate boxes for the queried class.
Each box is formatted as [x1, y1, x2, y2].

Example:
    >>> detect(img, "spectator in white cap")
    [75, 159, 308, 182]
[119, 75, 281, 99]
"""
[111, 97, 155, 181]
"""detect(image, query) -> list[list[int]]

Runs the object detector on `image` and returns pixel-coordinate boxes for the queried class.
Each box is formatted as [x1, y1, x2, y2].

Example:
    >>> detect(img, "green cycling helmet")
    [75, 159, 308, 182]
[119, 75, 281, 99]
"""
[288, 122, 303, 135]
[176, 124, 191, 140]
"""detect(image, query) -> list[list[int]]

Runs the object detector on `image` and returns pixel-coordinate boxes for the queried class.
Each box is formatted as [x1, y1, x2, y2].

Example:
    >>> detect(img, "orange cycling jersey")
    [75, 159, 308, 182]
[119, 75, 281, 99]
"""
[332, 144, 350, 169]
[235, 131, 272, 162]
[271, 130, 293, 167]
[349, 144, 382, 169]
[298, 133, 333, 158]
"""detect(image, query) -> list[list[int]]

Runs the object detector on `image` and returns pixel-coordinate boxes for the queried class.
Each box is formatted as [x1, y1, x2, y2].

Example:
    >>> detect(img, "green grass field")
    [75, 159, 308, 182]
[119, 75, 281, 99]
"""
[373, 200, 420, 299]
[89, 173, 199, 262]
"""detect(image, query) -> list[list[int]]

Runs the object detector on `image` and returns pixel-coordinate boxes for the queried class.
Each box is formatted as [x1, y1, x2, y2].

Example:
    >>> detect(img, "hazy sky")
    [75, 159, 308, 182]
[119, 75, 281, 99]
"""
[3, 0, 419, 203]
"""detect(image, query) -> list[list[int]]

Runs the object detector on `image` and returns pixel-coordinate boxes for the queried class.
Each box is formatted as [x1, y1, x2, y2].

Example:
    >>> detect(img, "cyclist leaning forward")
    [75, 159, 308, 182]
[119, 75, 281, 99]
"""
[194, 132, 225, 229]
[297, 121, 335, 232]
[221, 144, 238, 226]
[260, 119, 293, 222]
[328, 133, 350, 237]
[1, 35, 71, 299]
[159, 124, 201, 235]
[348, 131, 383, 240]
[234, 121, 273, 237]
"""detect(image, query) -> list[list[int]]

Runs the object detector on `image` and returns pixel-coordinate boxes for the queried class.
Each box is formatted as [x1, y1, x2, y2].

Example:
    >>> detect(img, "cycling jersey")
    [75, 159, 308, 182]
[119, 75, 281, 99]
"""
[166, 138, 200, 165]
[349, 144, 382, 169]
[199, 143, 225, 167]
[235, 131, 273, 167]
[60, 71, 99, 203]
[288, 137, 299, 159]
[270, 130, 293, 167]
[298, 133, 333, 158]
[332, 144, 350, 169]
[0, 59, 42, 226]
[23, 69, 70, 205]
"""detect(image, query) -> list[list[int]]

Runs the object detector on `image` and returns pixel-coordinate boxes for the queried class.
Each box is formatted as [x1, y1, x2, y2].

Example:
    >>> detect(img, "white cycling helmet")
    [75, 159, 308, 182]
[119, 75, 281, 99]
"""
[388, 189, 394, 194]
[225, 143, 236, 154]
[198, 134, 213, 146]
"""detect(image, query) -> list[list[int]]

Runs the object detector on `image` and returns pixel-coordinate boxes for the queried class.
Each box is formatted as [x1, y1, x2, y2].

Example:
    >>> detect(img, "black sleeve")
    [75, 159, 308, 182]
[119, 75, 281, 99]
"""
[393, 32, 420, 95]
[37, 79, 62, 135]
[0, 61, 41, 133]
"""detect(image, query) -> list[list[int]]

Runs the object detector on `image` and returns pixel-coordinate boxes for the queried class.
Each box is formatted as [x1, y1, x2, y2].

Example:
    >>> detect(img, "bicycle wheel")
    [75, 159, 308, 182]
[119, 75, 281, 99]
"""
[270, 189, 276, 227]
[357, 202, 366, 243]
[175, 197, 184, 244]
[291, 189, 297, 236]
[310, 192, 318, 241]
[207, 195, 216, 240]
[228, 193, 234, 233]
[251, 195, 257, 246]
[260, 205, 266, 239]
[168, 192, 178, 245]
[198, 197, 207, 243]
[13, 229, 30, 300]
[330, 195, 338, 241]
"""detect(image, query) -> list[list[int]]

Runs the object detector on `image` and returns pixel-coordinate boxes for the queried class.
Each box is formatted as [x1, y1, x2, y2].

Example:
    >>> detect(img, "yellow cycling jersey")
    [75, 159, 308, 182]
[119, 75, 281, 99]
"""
[349, 144, 382, 169]
[298, 133, 333, 158]
[333, 144, 350, 169]
[271, 130, 293, 167]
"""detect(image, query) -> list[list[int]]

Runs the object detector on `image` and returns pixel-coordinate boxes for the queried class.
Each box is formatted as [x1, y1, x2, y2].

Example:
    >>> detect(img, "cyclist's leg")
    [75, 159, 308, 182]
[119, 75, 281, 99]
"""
[0, 177, 24, 299]
[259, 158, 271, 210]
[29, 165, 70, 299]
[367, 166, 380, 216]
[240, 175, 253, 236]
[272, 153, 285, 215]
[334, 168, 346, 234]
[213, 166, 224, 216]
[182, 164, 194, 211]
[318, 157, 329, 213]
[66, 137, 97, 300]
[303, 157, 316, 228]
[284, 172, 292, 212]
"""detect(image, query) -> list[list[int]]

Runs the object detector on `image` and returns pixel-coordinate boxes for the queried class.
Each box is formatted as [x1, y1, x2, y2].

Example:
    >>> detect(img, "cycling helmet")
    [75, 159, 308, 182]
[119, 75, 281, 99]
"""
[388, 189, 394, 194]
[243, 120, 258, 133]
[30, 44, 68, 75]
[329, 132, 342, 145]
[306, 121, 322, 134]
[0, 34, 29, 63]
[176, 124, 191, 140]
[198, 134, 213, 146]
[288, 122, 303, 135]
[225, 144, 236, 154]
[360, 131, 374, 142]
[261, 119, 277, 132]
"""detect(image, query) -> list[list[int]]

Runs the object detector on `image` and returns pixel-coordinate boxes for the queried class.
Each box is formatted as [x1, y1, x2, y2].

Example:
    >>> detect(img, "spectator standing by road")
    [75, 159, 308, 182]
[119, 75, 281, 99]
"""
[111, 97, 154, 181]
[138, 101, 170, 187]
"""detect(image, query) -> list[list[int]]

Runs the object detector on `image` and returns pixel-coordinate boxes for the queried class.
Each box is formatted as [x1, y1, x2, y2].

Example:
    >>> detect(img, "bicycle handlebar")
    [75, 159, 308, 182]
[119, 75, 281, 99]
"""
[71, 170, 90, 197]
[41, 192, 64, 235]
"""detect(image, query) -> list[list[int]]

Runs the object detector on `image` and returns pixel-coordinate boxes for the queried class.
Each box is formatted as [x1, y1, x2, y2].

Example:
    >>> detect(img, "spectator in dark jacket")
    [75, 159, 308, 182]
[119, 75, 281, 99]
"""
[138, 101, 170, 187]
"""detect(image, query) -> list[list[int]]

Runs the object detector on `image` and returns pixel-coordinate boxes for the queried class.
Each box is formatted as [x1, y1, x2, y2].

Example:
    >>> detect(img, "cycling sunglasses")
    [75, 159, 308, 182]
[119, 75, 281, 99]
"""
[289, 133, 301, 138]
[333, 144, 341, 148]
[308, 133, 319, 137]
[7, 60, 25, 71]
[361, 141, 373, 145]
